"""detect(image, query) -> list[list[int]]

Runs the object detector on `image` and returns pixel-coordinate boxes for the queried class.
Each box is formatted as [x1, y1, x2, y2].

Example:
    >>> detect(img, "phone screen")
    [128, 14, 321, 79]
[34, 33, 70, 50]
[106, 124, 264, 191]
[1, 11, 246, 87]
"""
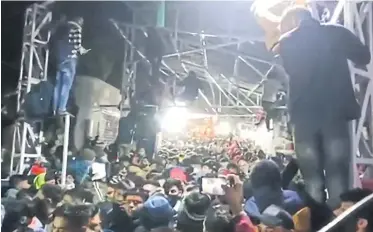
[201, 177, 227, 195]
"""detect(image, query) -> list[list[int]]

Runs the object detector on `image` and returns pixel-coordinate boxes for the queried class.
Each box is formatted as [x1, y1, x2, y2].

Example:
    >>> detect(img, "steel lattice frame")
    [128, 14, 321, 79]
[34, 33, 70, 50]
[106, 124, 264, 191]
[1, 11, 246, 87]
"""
[112, 2, 268, 123]
[334, 0, 373, 187]
[9, 2, 71, 186]
[9, 3, 52, 176]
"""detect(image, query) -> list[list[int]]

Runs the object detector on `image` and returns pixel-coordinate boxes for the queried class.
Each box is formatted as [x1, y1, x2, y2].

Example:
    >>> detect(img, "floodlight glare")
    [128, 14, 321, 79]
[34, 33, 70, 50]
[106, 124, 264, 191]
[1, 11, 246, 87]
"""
[215, 121, 231, 135]
[161, 107, 189, 133]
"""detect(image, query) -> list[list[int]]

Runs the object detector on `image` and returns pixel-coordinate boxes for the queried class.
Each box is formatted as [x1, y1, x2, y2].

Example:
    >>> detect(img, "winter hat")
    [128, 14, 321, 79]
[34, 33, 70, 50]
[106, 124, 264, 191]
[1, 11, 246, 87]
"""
[250, 160, 281, 189]
[258, 205, 294, 230]
[177, 192, 211, 231]
[80, 148, 96, 161]
[250, 160, 283, 213]
[140, 195, 174, 230]
[204, 204, 234, 232]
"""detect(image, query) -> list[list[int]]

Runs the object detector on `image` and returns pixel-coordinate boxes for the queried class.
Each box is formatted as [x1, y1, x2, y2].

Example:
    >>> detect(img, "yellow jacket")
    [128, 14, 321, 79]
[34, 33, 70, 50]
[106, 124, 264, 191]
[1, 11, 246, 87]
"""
[128, 165, 155, 179]
[33, 173, 46, 190]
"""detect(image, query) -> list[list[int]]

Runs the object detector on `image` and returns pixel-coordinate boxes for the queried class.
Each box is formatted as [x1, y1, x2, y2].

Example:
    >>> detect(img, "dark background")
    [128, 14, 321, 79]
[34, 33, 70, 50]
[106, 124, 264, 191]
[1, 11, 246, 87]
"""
[2, 1, 32, 93]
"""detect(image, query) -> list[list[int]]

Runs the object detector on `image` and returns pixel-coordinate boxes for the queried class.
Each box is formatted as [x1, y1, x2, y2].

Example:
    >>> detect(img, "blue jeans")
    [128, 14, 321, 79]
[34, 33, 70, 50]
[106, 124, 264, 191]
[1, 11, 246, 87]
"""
[293, 120, 351, 208]
[53, 58, 77, 112]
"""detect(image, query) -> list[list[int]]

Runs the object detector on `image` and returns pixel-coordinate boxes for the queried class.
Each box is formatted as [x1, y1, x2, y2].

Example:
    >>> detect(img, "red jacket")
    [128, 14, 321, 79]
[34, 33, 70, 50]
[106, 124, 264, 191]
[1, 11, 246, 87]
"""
[233, 213, 257, 232]
[30, 164, 46, 176]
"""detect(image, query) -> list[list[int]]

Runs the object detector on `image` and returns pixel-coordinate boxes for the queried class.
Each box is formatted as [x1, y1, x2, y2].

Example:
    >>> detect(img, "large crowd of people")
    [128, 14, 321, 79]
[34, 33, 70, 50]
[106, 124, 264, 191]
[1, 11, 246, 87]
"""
[2, 2, 373, 232]
[1, 133, 373, 232]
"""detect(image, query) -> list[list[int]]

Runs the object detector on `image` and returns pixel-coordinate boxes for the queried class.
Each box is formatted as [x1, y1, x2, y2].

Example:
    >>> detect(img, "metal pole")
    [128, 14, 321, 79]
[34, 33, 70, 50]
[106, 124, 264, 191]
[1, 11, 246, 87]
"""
[43, 12, 52, 81]
[220, 74, 257, 108]
[209, 105, 262, 109]
[163, 40, 245, 58]
[18, 4, 38, 174]
[27, 4, 37, 93]
[198, 90, 216, 114]
[60, 114, 70, 186]
[120, 27, 130, 118]
[115, 21, 264, 41]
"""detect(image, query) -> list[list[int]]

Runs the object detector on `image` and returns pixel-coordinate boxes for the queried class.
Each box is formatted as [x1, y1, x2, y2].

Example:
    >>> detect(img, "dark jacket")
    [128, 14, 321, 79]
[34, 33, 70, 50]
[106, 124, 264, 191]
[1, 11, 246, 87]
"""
[55, 21, 82, 63]
[279, 19, 371, 126]
[244, 189, 304, 217]
[23, 80, 54, 118]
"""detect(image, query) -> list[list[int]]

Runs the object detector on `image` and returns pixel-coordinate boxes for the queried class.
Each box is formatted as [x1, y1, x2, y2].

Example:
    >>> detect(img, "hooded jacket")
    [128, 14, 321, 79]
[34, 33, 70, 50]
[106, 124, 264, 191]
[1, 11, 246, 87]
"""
[279, 19, 370, 126]
[244, 189, 304, 217]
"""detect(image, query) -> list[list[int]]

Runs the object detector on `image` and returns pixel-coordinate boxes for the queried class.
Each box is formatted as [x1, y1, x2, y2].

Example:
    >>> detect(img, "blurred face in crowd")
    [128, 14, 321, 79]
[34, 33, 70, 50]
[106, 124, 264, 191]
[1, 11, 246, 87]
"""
[167, 184, 183, 207]
[334, 205, 371, 232]
[62, 174, 75, 190]
[167, 185, 182, 197]
[46, 178, 56, 185]
[63, 194, 74, 204]
[51, 216, 67, 232]
[131, 156, 141, 166]
[238, 159, 249, 174]
[18, 179, 31, 189]
[142, 158, 150, 166]
[142, 183, 159, 195]
[120, 195, 144, 216]
[106, 186, 116, 202]
[88, 211, 102, 232]
[334, 201, 355, 216]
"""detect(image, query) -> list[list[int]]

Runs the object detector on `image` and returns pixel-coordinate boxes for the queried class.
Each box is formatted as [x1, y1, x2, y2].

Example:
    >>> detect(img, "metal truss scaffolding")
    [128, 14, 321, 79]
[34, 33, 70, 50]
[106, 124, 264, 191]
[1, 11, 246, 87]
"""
[116, 1, 373, 183]
[327, 1, 373, 187]
[112, 2, 270, 123]
[9, 2, 71, 185]
[9, 3, 52, 176]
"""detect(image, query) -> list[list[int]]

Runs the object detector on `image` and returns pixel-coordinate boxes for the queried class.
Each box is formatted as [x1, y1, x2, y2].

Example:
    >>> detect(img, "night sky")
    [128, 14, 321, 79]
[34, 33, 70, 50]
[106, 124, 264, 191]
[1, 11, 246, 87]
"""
[2, 1, 33, 93]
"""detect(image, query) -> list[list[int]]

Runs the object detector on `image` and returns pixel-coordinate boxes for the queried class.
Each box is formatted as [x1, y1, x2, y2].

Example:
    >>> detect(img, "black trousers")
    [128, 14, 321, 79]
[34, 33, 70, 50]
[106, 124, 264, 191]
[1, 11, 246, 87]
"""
[293, 119, 351, 209]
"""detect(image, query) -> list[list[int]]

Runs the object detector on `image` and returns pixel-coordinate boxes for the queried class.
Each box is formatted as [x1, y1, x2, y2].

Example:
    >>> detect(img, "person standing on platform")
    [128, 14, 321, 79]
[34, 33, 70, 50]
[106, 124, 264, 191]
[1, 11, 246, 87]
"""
[53, 16, 90, 115]
[278, 7, 370, 208]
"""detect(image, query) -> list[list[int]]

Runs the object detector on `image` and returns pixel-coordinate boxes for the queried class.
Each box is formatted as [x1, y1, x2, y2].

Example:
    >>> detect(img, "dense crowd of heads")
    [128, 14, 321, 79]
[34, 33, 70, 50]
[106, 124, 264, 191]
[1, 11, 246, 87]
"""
[1, 135, 373, 232]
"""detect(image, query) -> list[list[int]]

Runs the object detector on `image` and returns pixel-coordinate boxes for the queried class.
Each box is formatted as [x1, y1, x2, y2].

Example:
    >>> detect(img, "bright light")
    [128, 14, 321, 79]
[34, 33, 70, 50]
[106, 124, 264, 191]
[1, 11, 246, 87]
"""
[175, 100, 186, 107]
[215, 121, 231, 135]
[161, 107, 189, 133]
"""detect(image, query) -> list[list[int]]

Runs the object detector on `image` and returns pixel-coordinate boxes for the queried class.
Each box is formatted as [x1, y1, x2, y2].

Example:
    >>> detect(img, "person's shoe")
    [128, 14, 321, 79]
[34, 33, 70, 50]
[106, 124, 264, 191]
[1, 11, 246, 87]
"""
[58, 110, 68, 116]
